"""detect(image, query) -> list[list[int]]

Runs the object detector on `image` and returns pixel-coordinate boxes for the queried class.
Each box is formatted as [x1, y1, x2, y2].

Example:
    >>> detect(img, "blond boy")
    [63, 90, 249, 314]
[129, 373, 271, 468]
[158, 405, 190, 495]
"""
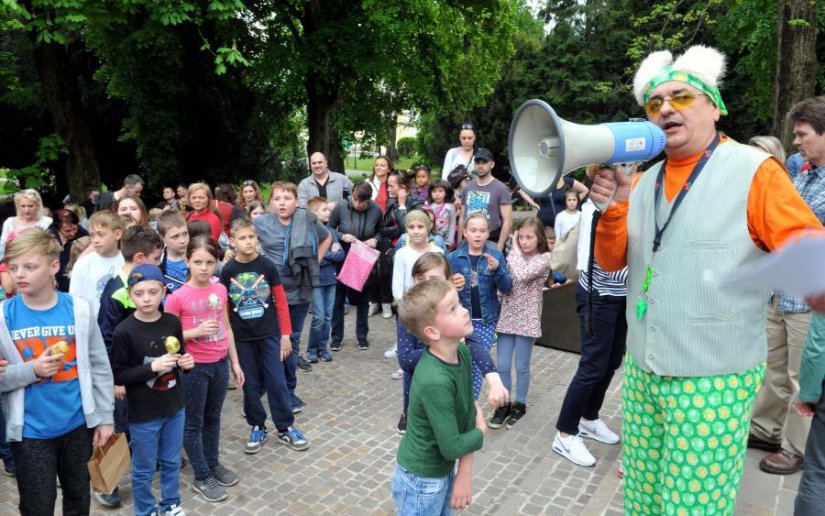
[393, 279, 487, 514]
[69, 210, 124, 313]
[157, 211, 190, 294]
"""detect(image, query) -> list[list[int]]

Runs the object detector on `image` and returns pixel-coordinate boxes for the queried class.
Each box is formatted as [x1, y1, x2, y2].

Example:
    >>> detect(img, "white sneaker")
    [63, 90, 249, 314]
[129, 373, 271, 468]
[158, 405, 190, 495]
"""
[384, 345, 398, 358]
[391, 368, 404, 380]
[552, 433, 596, 467]
[382, 303, 393, 319]
[578, 418, 620, 445]
[163, 504, 186, 516]
[368, 302, 380, 317]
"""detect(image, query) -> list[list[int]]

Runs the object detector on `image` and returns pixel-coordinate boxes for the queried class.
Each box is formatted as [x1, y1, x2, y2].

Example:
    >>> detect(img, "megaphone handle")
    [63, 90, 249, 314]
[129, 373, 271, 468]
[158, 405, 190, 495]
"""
[592, 164, 633, 212]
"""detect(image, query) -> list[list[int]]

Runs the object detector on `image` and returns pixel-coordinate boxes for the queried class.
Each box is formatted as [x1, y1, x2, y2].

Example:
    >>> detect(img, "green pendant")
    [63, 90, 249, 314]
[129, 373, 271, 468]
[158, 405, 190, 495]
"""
[636, 298, 648, 320]
[642, 265, 654, 293]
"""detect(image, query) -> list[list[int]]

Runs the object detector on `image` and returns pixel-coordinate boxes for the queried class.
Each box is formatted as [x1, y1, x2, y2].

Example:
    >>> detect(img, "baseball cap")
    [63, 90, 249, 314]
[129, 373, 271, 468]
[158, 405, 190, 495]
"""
[128, 264, 166, 288]
[474, 148, 494, 162]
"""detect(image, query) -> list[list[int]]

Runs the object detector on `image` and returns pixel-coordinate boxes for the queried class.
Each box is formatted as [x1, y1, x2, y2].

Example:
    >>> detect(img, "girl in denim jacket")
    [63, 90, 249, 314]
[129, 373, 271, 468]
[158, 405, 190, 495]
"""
[448, 213, 512, 398]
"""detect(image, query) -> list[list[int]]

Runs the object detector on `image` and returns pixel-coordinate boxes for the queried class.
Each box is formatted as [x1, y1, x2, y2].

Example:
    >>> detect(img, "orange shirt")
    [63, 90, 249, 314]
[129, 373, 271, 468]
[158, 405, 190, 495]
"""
[595, 141, 824, 271]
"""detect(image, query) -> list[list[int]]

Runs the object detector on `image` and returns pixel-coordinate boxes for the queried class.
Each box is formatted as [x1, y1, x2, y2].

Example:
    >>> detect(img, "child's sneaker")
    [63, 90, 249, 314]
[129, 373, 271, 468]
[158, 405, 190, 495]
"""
[163, 504, 186, 516]
[211, 464, 239, 486]
[245, 426, 268, 454]
[506, 402, 527, 429]
[277, 427, 309, 451]
[319, 350, 333, 362]
[552, 433, 596, 467]
[396, 413, 407, 434]
[290, 394, 305, 414]
[368, 302, 380, 317]
[358, 339, 370, 350]
[329, 341, 342, 352]
[578, 418, 620, 444]
[297, 355, 313, 372]
[391, 368, 404, 380]
[94, 488, 122, 507]
[3, 460, 15, 477]
[488, 403, 511, 429]
[306, 350, 319, 363]
[192, 476, 227, 502]
[382, 303, 393, 319]
[384, 345, 398, 358]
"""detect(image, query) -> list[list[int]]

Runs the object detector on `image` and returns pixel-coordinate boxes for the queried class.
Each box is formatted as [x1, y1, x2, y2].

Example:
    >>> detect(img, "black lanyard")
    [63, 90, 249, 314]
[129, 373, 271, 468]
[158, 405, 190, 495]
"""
[652, 133, 720, 252]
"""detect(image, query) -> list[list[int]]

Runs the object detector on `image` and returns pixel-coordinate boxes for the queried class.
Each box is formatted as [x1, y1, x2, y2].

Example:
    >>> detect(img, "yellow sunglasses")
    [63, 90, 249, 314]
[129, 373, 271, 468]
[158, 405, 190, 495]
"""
[644, 91, 707, 116]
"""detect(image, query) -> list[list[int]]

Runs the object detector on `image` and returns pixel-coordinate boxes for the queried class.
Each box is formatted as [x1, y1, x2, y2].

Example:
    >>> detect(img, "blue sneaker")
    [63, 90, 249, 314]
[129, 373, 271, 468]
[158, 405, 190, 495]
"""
[319, 350, 333, 362]
[307, 350, 318, 363]
[277, 426, 309, 451]
[290, 394, 305, 414]
[94, 487, 122, 507]
[245, 425, 268, 454]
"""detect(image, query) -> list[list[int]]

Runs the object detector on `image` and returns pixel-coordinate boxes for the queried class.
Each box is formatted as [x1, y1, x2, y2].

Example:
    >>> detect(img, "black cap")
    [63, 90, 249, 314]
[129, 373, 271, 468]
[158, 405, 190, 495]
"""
[474, 148, 494, 162]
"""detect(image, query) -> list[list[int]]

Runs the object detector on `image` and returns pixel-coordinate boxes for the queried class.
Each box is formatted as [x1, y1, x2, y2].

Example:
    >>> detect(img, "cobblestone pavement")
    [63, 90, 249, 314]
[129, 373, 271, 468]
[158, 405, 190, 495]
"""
[0, 311, 799, 515]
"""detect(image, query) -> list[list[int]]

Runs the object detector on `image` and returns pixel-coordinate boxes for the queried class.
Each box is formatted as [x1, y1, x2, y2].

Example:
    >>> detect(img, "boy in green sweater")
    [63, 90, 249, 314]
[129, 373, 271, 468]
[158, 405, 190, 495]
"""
[393, 279, 487, 514]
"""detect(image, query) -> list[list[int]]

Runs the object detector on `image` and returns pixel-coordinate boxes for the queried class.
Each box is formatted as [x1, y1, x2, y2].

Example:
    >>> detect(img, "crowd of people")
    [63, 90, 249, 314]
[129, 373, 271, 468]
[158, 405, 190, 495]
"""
[0, 43, 825, 516]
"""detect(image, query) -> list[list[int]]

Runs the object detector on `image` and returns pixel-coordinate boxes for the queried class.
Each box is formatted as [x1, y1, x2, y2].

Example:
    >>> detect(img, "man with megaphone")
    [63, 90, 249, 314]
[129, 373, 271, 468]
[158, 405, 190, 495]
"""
[590, 45, 825, 515]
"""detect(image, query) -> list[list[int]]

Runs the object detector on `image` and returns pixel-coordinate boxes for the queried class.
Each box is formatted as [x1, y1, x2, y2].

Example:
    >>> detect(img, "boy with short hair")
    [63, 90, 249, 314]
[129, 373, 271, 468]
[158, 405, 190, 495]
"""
[111, 264, 194, 516]
[0, 228, 114, 515]
[393, 279, 487, 514]
[95, 224, 164, 507]
[69, 210, 124, 313]
[157, 211, 190, 294]
[306, 196, 345, 364]
[220, 218, 309, 454]
[254, 181, 331, 413]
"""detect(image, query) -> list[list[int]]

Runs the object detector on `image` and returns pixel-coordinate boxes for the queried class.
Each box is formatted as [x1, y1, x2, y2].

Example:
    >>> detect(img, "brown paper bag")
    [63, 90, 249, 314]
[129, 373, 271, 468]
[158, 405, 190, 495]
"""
[87, 432, 130, 494]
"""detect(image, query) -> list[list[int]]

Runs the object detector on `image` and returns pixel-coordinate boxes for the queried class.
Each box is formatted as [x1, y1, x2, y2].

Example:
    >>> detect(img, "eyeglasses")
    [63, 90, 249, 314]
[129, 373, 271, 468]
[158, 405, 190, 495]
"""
[460, 123, 475, 131]
[242, 180, 257, 187]
[644, 91, 706, 116]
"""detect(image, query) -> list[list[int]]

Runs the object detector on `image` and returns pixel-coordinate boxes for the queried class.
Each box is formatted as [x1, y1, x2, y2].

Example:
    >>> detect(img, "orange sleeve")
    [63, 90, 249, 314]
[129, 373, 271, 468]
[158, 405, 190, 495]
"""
[746, 159, 824, 251]
[594, 201, 630, 271]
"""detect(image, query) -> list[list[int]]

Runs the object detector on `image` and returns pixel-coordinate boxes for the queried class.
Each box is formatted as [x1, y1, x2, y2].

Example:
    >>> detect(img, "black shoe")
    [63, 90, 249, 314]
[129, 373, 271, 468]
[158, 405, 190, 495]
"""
[396, 413, 407, 434]
[506, 402, 527, 428]
[488, 403, 511, 429]
[94, 488, 122, 508]
[330, 341, 342, 352]
[358, 339, 370, 350]
[297, 355, 313, 372]
[748, 433, 781, 453]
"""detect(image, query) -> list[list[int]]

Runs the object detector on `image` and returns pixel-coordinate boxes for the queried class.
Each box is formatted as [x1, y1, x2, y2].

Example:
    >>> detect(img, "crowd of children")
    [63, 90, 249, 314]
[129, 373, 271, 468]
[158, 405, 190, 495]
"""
[0, 169, 588, 515]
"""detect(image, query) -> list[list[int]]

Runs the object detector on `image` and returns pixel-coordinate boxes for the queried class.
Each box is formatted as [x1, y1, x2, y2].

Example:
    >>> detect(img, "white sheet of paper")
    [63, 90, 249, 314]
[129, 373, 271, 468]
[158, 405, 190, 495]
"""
[726, 236, 825, 298]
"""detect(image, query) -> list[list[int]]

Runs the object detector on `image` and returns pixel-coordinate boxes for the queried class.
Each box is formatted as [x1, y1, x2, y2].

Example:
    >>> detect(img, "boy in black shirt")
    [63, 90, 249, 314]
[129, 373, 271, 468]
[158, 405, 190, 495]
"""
[111, 264, 194, 516]
[220, 218, 309, 454]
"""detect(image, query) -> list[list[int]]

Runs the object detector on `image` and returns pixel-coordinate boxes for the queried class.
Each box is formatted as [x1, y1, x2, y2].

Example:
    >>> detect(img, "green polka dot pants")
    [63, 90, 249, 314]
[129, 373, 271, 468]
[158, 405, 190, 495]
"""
[622, 355, 765, 515]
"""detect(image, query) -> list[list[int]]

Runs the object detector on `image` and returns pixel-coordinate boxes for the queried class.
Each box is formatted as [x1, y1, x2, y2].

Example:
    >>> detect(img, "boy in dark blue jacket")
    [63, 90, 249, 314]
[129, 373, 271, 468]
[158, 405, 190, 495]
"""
[306, 197, 345, 364]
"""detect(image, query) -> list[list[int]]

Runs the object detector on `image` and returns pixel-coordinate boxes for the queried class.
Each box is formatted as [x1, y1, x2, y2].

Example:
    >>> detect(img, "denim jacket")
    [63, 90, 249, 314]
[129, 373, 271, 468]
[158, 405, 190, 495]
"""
[449, 242, 512, 325]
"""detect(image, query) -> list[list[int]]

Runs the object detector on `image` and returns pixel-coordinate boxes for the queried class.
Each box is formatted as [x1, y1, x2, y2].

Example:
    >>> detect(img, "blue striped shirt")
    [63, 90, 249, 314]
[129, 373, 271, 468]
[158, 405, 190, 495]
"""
[778, 163, 825, 312]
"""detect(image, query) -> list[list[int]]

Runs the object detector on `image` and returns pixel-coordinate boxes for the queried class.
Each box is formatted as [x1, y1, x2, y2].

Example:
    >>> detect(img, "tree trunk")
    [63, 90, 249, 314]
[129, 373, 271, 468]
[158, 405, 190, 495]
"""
[32, 41, 100, 201]
[305, 80, 344, 173]
[386, 113, 399, 162]
[772, 0, 818, 150]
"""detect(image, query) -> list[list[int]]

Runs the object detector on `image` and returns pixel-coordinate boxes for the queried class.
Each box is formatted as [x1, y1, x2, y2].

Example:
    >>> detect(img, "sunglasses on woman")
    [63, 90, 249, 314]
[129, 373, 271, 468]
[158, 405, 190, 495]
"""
[644, 91, 707, 116]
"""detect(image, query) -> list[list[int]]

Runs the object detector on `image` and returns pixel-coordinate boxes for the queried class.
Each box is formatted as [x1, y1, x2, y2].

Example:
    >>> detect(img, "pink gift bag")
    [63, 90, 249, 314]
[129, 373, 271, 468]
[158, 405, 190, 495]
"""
[338, 240, 380, 292]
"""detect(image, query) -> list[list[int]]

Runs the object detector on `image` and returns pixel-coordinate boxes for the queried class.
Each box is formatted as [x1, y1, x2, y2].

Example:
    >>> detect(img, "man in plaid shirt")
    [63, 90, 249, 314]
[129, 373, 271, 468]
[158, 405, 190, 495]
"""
[749, 96, 825, 475]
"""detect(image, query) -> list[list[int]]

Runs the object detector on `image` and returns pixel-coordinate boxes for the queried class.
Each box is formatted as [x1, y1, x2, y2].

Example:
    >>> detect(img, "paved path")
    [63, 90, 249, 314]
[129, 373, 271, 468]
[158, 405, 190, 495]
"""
[0, 311, 800, 515]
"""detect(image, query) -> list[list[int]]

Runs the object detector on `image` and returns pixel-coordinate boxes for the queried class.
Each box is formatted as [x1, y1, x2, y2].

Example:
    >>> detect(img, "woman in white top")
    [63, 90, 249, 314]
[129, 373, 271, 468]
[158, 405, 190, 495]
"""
[442, 122, 477, 179]
[0, 189, 53, 260]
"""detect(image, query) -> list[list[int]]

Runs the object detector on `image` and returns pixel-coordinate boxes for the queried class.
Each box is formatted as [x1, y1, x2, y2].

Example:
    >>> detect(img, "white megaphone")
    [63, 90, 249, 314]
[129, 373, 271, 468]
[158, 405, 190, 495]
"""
[509, 99, 666, 209]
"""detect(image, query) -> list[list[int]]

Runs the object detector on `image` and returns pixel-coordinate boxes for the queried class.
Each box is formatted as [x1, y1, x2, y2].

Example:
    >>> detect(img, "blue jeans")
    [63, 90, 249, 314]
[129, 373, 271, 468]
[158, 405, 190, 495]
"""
[308, 285, 336, 354]
[130, 408, 185, 516]
[555, 285, 627, 435]
[391, 463, 454, 516]
[331, 283, 370, 343]
[181, 359, 228, 480]
[286, 303, 310, 394]
[237, 335, 294, 431]
[496, 334, 536, 404]
[796, 379, 825, 515]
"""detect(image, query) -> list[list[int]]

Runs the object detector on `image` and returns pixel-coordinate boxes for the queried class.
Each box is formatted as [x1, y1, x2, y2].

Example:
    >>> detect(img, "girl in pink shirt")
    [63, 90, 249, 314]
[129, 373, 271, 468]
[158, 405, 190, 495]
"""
[165, 236, 245, 502]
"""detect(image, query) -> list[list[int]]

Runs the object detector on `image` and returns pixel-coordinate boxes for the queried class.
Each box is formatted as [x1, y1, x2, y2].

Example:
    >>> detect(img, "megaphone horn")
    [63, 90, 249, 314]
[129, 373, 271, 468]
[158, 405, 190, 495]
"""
[508, 99, 666, 198]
